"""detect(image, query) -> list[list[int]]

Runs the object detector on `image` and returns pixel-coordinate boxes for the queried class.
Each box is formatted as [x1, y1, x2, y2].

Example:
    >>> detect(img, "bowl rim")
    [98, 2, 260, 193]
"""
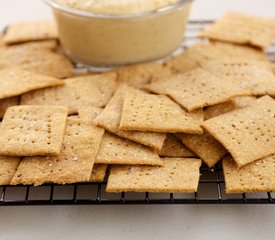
[43, 0, 193, 19]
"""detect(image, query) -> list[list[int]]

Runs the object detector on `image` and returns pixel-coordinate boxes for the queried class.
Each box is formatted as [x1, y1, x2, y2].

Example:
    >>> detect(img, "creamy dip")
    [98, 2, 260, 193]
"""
[55, 0, 180, 14]
[48, 0, 192, 66]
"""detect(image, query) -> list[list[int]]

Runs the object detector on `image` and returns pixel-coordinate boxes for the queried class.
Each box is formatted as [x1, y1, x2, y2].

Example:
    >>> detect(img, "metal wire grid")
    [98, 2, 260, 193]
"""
[0, 163, 274, 205]
[0, 20, 274, 205]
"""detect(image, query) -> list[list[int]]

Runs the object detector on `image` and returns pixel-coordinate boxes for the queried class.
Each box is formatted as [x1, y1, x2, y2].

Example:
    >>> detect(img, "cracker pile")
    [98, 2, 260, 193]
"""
[0, 13, 274, 193]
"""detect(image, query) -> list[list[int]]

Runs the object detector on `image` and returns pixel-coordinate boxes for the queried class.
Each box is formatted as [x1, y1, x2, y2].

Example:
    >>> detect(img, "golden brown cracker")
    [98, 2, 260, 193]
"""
[3, 40, 59, 52]
[144, 68, 250, 111]
[0, 47, 73, 79]
[158, 134, 195, 158]
[204, 96, 257, 120]
[0, 68, 64, 100]
[164, 41, 268, 74]
[21, 73, 117, 115]
[3, 20, 58, 44]
[0, 105, 68, 156]
[201, 59, 275, 97]
[223, 155, 275, 193]
[209, 41, 269, 61]
[94, 85, 166, 150]
[202, 96, 275, 167]
[0, 156, 21, 185]
[116, 62, 172, 88]
[120, 88, 204, 134]
[176, 132, 227, 167]
[78, 107, 103, 121]
[90, 164, 108, 182]
[11, 119, 104, 186]
[96, 132, 163, 166]
[177, 96, 256, 167]
[106, 158, 202, 193]
[199, 12, 275, 48]
[0, 97, 20, 119]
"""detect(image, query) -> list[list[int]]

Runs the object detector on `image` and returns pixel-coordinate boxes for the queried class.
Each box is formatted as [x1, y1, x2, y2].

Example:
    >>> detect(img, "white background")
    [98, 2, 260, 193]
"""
[0, 0, 274, 240]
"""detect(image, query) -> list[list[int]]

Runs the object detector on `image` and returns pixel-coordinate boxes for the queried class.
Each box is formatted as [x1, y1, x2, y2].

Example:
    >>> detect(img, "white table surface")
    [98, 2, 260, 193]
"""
[0, 1, 274, 240]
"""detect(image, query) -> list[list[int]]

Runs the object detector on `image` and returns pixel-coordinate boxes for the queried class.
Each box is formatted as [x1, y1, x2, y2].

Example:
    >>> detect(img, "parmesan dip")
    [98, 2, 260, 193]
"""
[46, 0, 192, 66]
[55, 0, 180, 14]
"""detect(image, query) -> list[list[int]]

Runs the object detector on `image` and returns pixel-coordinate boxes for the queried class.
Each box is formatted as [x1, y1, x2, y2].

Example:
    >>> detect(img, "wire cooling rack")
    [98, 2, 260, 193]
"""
[0, 20, 274, 206]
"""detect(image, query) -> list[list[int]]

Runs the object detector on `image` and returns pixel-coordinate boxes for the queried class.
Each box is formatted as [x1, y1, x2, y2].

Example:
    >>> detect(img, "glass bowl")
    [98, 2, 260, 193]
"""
[44, 0, 193, 67]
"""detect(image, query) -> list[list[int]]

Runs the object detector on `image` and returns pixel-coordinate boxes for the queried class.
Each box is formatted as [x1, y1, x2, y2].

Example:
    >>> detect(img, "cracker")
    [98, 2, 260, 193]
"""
[106, 158, 202, 193]
[272, 63, 275, 75]
[201, 59, 275, 97]
[3, 40, 59, 52]
[0, 105, 68, 156]
[120, 88, 204, 134]
[176, 132, 227, 167]
[209, 41, 269, 61]
[21, 73, 117, 115]
[158, 134, 195, 158]
[164, 49, 201, 74]
[78, 107, 103, 121]
[11, 119, 104, 186]
[202, 96, 275, 167]
[0, 32, 5, 48]
[0, 97, 20, 119]
[144, 68, 250, 111]
[3, 20, 58, 45]
[94, 85, 166, 150]
[96, 132, 163, 166]
[199, 12, 275, 48]
[0, 47, 73, 79]
[176, 96, 256, 167]
[223, 155, 275, 193]
[204, 96, 257, 120]
[0, 68, 64, 100]
[116, 62, 172, 88]
[90, 164, 108, 182]
[164, 41, 268, 74]
[0, 156, 21, 185]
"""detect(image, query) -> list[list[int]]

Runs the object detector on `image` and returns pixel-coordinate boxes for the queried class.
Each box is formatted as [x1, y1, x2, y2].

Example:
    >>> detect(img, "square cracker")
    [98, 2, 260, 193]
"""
[0, 47, 73, 79]
[96, 132, 163, 166]
[78, 107, 103, 121]
[0, 32, 5, 48]
[199, 12, 275, 49]
[164, 42, 268, 75]
[272, 63, 275, 75]
[0, 68, 64, 100]
[21, 73, 117, 115]
[209, 41, 269, 61]
[144, 68, 250, 111]
[0, 156, 21, 185]
[201, 59, 275, 97]
[119, 88, 203, 134]
[0, 105, 68, 156]
[176, 132, 227, 168]
[78, 107, 108, 182]
[3, 40, 59, 52]
[223, 155, 275, 193]
[94, 85, 166, 151]
[116, 62, 172, 89]
[106, 158, 202, 193]
[11, 119, 104, 186]
[176, 96, 257, 167]
[158, 134, 195, 158]
[90, 164, 108, 182]
[204, 96, 257, 120]
[3, 20, 58, 45]
[202, 96, 275, 167]
[0, 97, 20, 119]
